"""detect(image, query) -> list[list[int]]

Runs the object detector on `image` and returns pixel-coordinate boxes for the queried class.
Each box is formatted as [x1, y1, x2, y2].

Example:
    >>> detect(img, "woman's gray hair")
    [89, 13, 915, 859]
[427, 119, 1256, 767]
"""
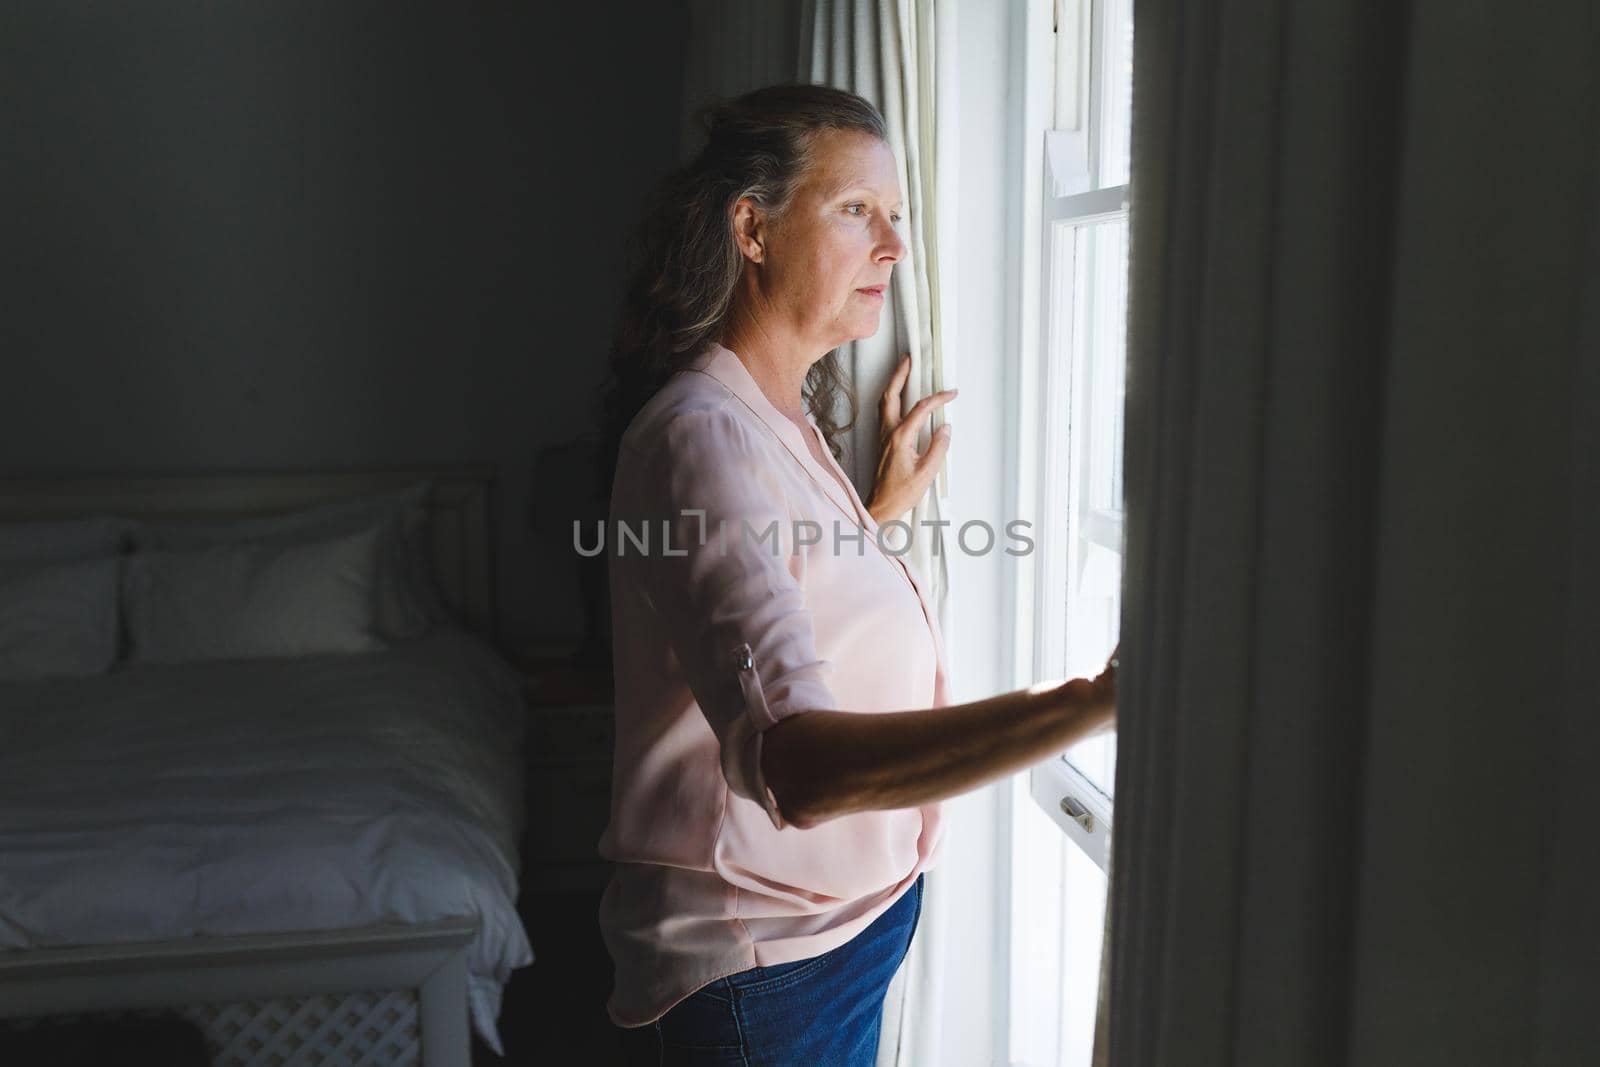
[597, 83, 889, 501]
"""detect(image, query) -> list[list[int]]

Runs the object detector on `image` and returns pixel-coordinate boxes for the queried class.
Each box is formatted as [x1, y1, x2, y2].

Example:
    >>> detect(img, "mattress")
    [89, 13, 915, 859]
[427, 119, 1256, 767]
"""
[0, 628, 533, 1051]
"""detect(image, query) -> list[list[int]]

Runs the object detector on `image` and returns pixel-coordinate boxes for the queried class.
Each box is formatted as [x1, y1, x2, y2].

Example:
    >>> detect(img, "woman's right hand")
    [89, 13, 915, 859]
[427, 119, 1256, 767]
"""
[1094, 643, 1119, 719]
[1066, 644, 1119, 732]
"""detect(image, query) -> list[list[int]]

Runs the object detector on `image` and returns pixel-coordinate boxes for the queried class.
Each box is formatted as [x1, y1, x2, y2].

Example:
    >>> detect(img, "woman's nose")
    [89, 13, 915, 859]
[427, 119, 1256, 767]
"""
[877, 220, 907, 263]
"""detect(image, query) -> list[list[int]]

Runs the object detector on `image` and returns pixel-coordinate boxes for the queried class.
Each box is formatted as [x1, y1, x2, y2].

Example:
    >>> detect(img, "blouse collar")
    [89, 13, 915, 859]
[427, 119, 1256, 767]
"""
[685, 342, 872, 532]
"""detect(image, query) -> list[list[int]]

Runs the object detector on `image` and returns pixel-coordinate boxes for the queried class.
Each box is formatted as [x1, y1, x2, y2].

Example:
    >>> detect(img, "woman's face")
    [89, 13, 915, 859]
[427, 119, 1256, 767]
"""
[743, 128, 907, 352]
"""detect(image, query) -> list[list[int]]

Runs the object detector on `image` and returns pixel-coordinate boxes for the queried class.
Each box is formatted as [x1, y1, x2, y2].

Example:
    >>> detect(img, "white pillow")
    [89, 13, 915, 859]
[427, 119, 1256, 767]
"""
[0, 556, 120, 680]
[130, 485, 449, 640]
[122, 526, 388, 664]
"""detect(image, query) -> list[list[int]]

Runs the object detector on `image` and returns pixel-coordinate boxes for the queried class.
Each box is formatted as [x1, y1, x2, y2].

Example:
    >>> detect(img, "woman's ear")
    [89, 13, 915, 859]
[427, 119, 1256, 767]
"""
[731, 197, 766, 264]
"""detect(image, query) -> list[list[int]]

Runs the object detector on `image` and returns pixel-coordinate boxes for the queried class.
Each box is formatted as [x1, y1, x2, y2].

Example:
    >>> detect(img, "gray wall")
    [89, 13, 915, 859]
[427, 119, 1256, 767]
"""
[679, 0, 802, 158]
[0, 2, 689, 647]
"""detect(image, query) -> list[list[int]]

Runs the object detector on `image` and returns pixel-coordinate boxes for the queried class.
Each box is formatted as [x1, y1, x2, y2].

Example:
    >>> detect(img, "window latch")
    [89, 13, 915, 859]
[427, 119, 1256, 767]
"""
[1059, 794, 1095, 833]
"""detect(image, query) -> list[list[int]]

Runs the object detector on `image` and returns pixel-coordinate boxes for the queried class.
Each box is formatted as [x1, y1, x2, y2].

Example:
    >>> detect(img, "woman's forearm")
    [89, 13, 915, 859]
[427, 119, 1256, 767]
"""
[759, 675, 1115, 829]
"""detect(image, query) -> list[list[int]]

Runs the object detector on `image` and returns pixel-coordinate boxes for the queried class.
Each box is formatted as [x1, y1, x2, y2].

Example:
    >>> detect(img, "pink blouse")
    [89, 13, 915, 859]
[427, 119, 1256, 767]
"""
[597, 342, 950, 1028]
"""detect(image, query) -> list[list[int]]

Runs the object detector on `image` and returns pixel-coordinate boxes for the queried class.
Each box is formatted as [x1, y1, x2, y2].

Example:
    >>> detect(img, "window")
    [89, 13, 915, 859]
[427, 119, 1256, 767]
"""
[1008, 0, 1132, 1064]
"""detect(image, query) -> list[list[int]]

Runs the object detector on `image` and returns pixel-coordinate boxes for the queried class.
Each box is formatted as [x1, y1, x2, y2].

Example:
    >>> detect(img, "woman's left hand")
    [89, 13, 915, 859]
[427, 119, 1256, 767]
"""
[865, 353, 957, 526]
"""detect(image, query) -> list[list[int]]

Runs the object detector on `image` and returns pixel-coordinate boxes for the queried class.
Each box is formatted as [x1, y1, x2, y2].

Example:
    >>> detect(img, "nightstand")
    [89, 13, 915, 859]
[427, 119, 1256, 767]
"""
[517, 653, 615, 892]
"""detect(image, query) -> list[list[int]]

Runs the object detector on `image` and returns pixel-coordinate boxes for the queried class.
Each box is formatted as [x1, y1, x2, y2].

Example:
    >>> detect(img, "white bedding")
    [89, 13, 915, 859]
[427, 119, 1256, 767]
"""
[0, 628, 534, 1050]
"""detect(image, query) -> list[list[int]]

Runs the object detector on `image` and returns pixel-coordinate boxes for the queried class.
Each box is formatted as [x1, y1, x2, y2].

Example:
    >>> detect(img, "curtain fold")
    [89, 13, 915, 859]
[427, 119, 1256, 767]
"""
[799, 3, 951, 1065]
[1107, 1, 1598, 1064]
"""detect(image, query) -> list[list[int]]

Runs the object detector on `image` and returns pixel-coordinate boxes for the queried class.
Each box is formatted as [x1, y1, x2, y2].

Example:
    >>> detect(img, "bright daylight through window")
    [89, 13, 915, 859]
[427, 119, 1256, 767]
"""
[1009, 0, 1131, 1064]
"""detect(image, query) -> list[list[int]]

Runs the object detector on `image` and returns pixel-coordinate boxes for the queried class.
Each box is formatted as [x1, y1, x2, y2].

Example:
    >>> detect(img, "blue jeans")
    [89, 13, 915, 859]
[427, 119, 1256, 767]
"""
[648, 874, 925, 1066]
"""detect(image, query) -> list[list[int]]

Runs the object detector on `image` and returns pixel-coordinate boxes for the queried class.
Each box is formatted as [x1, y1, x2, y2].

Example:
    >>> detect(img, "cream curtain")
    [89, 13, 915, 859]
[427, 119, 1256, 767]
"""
[799, 3, 952, 1065]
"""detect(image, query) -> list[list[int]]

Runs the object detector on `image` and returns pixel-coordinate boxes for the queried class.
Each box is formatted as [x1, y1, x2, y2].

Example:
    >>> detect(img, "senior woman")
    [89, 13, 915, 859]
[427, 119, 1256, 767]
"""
[597, 84, 1117, 1065]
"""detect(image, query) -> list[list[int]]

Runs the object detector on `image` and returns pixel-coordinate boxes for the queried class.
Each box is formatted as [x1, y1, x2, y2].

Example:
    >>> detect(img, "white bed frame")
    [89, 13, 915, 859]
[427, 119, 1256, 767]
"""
[0, 468, 504, 1067]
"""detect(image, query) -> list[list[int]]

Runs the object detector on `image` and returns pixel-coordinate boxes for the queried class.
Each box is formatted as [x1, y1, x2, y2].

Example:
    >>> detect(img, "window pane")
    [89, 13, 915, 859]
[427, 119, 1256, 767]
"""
[1010, 783, 1109, 1067]
[1058, 837, 1108, 1063]
[1064, 733, 1117, 801]
[1098, 0, 1135, 187]
[1055, 215, 1126, 800]
[1085, 219, 1127, 516]
[1062, 535, 1117, 798]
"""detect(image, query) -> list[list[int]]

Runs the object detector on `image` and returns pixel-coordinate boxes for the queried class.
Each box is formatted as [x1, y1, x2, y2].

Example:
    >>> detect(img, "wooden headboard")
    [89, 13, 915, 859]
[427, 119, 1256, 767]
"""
[0, 467, 498, 642]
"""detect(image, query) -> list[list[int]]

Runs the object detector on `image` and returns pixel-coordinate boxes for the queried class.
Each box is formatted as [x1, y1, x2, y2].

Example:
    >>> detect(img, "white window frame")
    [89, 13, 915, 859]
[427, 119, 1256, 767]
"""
[1015, 0, 1129, 873]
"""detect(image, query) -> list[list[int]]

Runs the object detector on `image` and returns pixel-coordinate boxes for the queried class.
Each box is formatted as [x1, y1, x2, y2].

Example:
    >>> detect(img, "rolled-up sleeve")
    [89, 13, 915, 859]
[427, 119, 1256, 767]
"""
[621, 405, 837, 830]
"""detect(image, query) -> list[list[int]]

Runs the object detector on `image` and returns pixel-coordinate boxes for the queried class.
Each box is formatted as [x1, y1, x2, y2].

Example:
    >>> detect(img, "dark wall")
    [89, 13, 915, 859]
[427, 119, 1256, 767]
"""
[0, 2, 689, 646]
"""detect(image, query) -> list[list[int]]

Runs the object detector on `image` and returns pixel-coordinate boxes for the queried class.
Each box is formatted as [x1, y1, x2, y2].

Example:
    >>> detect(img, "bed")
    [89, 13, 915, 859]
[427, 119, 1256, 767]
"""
[0, 469, 533, 1066]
